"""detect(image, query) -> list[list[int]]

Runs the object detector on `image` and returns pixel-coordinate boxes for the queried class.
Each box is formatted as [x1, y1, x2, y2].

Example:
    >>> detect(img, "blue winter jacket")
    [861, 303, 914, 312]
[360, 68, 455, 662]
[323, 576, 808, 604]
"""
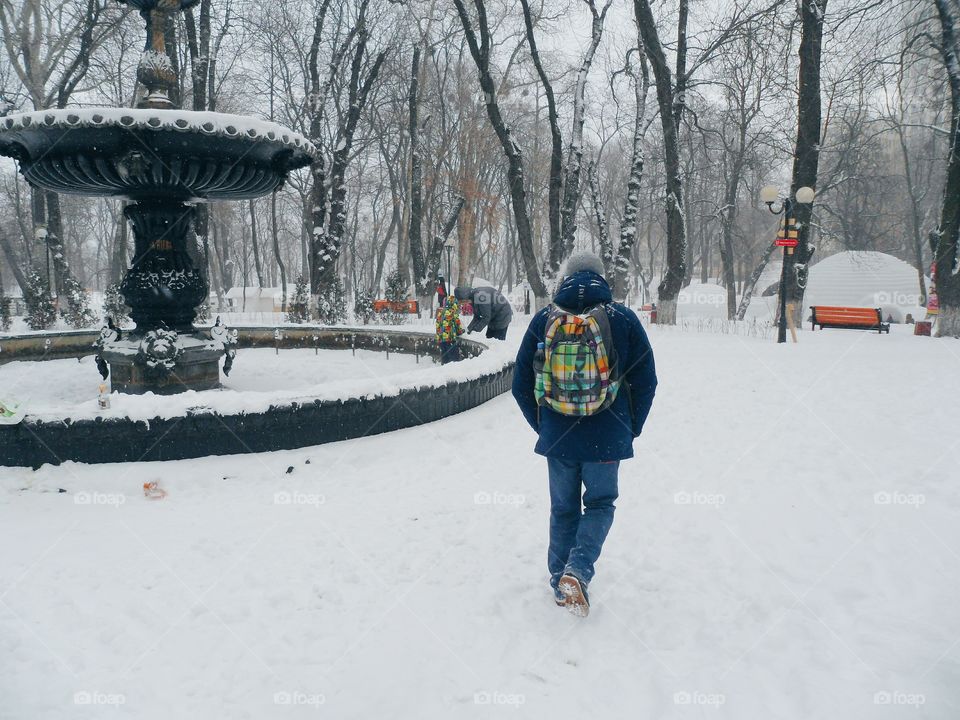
[511, 271, 657, 461]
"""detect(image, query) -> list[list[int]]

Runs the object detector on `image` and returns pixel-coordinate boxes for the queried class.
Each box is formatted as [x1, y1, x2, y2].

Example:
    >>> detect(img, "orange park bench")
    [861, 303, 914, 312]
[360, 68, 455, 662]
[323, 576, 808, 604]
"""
[809, 306, 890, 334]
[373, 299, 420, 315]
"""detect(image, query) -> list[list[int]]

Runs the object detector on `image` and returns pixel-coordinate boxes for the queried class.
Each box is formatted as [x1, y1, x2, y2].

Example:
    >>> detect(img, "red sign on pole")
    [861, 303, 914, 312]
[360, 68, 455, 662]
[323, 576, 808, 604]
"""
[775, 238, 799, 248]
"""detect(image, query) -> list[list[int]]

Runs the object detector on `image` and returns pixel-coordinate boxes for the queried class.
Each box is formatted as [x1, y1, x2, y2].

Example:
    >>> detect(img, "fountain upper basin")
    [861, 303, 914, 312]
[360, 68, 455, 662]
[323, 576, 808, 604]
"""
[0, 108, 316, 201]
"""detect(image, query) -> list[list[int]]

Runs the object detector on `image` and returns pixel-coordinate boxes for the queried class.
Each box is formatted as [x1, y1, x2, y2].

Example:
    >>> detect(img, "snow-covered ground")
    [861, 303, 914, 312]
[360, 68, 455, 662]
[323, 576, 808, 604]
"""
[2, 323, 959, 719]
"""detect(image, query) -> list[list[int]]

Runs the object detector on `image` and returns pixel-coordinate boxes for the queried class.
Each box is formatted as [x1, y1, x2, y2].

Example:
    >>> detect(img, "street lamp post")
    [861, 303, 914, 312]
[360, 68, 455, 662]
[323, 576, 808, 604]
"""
[761, 185, 815, 344]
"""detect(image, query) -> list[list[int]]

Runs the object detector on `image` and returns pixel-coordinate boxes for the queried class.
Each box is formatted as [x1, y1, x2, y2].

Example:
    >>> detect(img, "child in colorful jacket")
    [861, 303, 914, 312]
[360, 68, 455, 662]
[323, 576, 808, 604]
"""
[435, 295, 464, 364]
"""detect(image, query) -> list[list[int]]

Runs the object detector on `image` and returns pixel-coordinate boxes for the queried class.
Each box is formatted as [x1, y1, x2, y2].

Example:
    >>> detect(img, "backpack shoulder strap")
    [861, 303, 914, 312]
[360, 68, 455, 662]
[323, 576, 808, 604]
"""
[543, 306, 568, 338]
[586, 303, 619, 380]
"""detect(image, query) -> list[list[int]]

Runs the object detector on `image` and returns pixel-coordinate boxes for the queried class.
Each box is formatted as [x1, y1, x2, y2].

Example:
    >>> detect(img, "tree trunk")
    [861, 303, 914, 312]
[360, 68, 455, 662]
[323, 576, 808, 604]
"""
[587, 162, 613, 276]
[314, 16, 387, 291]
[614, 35, 650, 302]
[0, 229, 30, 295]
[44, 191, 67, 295]
[249, 200, 264, 287]
[933, 0, 960, 336]
[427, 197, 465, 283]
[560, 0, 609, 260]
[272, 194, 287, 313]
[452, 0, 547, 301]
[720, 150, 746, 319]
[634, 0, 686, 324]
[783, 0, 827, 325]
[736, 241, 778, 320]
[895, 128, 929, 307]
[719, 221, 737, 320]
[520, 0, 564, 276]
[407, 47, 427, 296]
[109, 207, 128, 285]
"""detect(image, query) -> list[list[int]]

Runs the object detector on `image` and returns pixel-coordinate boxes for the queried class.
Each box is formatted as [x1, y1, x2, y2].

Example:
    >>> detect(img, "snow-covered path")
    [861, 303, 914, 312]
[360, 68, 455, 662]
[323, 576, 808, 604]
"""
[2, 325, 959, 719]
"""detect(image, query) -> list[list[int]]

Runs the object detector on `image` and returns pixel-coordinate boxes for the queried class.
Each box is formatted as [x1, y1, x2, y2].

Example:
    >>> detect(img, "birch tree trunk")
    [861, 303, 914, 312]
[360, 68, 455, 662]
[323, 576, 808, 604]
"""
[736, 240, 777, 321]
[614, 36, 650, 302]
[587, 162, 613, 276]
[560, 0, 611, 259]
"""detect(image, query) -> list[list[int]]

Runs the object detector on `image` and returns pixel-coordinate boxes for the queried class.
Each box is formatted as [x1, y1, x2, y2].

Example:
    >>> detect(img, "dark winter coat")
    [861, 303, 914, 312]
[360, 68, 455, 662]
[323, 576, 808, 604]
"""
[511, 271, 657, 461]
[456, 286, 513, 333]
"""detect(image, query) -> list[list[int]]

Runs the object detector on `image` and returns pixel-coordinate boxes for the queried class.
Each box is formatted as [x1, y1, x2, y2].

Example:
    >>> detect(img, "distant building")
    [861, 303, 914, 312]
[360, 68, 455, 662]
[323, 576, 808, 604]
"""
[4, 287, 26, 316]
[224, 287, 289, 313]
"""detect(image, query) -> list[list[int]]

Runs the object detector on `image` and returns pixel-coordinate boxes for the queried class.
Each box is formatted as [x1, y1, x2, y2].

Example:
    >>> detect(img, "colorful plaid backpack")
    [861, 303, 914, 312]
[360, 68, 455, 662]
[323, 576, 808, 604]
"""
[534, 305, 620, 416]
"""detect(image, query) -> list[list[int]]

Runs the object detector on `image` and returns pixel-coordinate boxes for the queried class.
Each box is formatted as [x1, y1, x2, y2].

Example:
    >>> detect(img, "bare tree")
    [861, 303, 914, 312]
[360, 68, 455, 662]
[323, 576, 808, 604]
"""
[613, 31, 651, 302]
[308, 0, 388, 298]
[519, 0, 563, 276]
[932, 0, 960, 336]
[559, 0, 612, 260]
[407, 46, 428, 303]
[0, 0, 123, 325]
[586, 160, 613, 274]
[633, 0, 687, 323]
[783, 0, 828, 325]
[713, 24, 774, 318]
[452, 0, 547, 302]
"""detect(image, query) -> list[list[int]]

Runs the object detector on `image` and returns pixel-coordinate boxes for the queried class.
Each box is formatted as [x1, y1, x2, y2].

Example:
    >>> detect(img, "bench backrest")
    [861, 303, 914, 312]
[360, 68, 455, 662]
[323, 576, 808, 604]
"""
[373, 299, 420, 314]
[811, 306, 881, 326]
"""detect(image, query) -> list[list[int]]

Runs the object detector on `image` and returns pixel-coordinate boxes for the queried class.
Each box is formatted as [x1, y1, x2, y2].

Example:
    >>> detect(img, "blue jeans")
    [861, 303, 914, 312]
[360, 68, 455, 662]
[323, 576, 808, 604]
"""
[547, 457, 620, 590]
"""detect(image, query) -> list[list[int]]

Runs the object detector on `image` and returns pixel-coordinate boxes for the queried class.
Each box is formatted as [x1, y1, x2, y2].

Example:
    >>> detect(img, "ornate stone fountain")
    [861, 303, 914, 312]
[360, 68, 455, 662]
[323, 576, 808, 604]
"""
[0, 0, 314, 393]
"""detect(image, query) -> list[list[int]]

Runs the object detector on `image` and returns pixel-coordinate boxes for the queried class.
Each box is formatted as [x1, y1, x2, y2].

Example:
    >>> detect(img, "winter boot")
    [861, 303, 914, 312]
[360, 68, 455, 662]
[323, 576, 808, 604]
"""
[558, 574, 590, 617]
[552, 585, 565, 606]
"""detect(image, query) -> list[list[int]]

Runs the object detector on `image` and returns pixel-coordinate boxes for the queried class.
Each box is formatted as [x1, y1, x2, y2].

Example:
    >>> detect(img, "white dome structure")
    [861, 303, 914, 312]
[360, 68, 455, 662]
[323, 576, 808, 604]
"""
[677, 282, 729, 319]
[755, 260, 784, 297]
[803, 251, 928, 323]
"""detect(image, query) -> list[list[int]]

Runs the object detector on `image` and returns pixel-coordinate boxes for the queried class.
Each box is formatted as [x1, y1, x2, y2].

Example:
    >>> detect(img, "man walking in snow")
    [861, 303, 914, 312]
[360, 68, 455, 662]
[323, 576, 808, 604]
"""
[512, 252, 657, 616]
[454, 284, 513, 340]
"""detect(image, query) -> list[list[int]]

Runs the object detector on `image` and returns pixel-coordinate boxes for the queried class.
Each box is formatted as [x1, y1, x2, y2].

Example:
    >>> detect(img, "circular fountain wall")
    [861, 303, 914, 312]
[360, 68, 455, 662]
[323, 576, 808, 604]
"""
[0, 327, 515, 467]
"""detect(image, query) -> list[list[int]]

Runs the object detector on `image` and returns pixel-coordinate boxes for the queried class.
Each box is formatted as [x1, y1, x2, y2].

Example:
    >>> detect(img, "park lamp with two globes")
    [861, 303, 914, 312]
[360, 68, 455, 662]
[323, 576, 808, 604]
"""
[759, 185, 815, 344]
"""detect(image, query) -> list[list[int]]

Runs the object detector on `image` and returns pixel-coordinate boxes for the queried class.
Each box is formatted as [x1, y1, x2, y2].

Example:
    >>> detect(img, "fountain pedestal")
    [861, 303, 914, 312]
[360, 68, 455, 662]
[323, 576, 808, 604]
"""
[120, 201, 208, 332]
[101, 334, 223, 394]
[97, 199, 224, 394]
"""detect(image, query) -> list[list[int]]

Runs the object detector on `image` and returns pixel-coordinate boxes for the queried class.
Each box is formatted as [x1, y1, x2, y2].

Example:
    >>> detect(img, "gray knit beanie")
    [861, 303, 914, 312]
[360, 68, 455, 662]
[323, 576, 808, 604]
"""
[563, 251, 605, 278]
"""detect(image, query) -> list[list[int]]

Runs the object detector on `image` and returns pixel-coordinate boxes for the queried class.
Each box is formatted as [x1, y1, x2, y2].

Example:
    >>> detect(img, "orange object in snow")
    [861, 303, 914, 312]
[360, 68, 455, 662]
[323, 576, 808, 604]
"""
[143, 481, 167, 499]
